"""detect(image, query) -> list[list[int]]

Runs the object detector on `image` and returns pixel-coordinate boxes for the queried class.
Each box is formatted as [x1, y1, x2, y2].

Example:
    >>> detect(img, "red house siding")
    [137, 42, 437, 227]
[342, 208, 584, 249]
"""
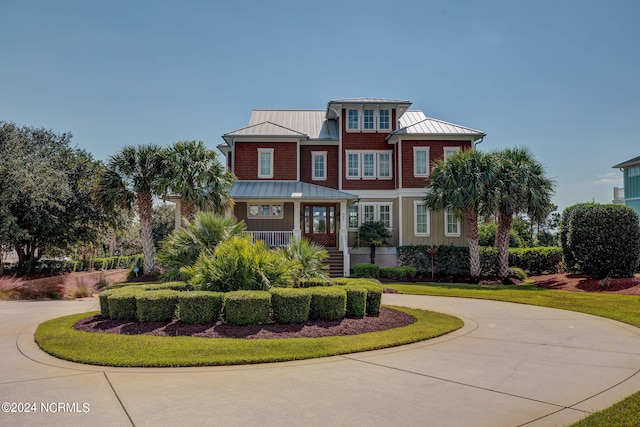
[300, 145, 339, 189]
[233, 142, 298, 180]
[401, 140, 472, 188]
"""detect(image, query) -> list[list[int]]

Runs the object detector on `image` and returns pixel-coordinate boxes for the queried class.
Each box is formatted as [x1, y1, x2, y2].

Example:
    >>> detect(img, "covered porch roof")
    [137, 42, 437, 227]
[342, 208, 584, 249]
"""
[231, 181, 358, 201]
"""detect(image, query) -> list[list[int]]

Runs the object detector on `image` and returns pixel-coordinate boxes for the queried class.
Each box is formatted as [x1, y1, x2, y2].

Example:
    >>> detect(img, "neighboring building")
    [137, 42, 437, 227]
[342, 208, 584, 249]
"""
[218, 98, 485, 276]
[613, 155, 640, 216]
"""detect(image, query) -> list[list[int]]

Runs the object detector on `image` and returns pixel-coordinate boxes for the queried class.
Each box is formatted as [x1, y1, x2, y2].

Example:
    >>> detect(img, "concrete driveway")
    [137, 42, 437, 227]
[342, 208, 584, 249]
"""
[1, 294, 639, 427]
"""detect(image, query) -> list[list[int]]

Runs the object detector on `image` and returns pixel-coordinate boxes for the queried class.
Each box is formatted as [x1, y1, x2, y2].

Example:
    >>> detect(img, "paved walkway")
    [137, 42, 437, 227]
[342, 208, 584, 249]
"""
[1, 295, 640, 427]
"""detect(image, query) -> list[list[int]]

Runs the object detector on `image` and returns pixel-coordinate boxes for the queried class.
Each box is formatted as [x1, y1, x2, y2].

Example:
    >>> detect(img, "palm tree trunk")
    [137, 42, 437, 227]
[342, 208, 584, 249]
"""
[181, 200, 196, 225]
[370, 243, 376, 265]
[496, 210, 512, 278]
[466, 208, 481, 277]
[137, 192, 156, 274]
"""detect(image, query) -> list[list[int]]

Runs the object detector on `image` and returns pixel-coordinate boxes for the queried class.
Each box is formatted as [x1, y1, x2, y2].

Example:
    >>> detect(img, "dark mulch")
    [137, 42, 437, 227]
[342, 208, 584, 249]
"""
[531, 273, 640, 295]
[73, 307, 417, 339]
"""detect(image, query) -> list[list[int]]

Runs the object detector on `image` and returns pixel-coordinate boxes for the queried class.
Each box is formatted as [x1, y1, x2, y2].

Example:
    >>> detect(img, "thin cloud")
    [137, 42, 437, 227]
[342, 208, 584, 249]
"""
[592, 172, 623, 186]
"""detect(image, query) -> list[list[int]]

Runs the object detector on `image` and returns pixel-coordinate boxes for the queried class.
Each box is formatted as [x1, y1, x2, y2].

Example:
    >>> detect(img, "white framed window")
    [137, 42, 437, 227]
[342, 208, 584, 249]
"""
[379, 109, 390, 130]
[629, 166, 640, 177]
[347, 109, 359, 130]
[379, 205, 391, 228]
[345, 150, 392, 180]
[363, 205, 375, 223]
[312, 151, 327, 181]
[248, 203, 283, 219]
[347, 152, 360, 178]
[445, 207, 461, 237]
[444, 146, 461, 161]
[348, 204, 359, 229]
[414, 147, 430, 177]
[378, 152, 391, 178]
[363, 109, 375, 130]
[257, 148, 273, 179]
[414, 201, 430, 236]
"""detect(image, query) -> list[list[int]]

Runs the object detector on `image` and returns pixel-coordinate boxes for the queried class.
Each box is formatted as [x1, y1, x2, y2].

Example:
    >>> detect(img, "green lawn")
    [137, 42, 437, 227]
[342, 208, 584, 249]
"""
[384, 282, 640, 427]
[35, 306, 462, 367]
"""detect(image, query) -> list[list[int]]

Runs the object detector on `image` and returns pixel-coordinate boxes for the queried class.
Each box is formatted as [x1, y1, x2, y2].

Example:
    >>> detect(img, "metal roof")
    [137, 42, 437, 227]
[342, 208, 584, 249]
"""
[224, 121, 307, 138]
[231, 181, 358, 200]
[328, 97, 412, 104]
[613, 155, 640, 169]
[393, 111, 485, 136]
[249, 110, 338, 140]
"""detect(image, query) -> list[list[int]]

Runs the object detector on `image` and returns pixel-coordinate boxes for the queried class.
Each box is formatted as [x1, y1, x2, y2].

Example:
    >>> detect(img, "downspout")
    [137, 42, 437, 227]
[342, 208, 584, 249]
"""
[473, 136, 484, 150]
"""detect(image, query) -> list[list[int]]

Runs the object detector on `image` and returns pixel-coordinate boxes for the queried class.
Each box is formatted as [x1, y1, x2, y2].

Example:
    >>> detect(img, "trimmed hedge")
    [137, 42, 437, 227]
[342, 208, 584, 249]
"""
[298, 278, 332, 288]
[270, 288, 312, 324]
[342, 286, 367, 317]
[99, 289, 117, 317]
[224, 291, 271, 326]
[176, 291, 224, 324]
[380, 266, 417, 280]
[144, 282, 192, 291]
[309, 287, 347, 321]
[352, 263, 380, 278]
[330, 278, 383, 315]
[508, 247, 563, 274]
[107, 288, 145, 321]
[135, 290, 180, 322]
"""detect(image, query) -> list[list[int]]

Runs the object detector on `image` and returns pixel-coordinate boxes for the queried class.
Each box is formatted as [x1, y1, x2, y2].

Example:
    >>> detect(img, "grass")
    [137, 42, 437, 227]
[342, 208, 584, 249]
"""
[35, 306, 463, 367]
[384, 282, 640, 426]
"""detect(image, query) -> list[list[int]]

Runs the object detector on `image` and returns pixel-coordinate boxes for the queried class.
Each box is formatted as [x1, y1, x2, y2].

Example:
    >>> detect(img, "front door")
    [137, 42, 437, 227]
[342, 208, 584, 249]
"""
[303, 204, 336, 246]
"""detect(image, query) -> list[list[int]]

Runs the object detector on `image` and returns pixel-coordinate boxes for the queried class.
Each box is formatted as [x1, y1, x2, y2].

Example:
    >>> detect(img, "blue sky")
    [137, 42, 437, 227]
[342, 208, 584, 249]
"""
[1, 0, 639, 212]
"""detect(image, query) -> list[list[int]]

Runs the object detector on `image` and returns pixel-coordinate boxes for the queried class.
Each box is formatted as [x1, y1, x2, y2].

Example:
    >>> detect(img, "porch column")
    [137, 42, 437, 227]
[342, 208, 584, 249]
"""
[339, 201, 348, 251]
[293, 201, 301, 239]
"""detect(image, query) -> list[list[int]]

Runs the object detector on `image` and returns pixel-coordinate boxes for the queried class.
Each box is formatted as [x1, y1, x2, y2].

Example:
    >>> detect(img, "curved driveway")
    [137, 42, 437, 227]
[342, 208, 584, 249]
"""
[1, 294, 640, 427]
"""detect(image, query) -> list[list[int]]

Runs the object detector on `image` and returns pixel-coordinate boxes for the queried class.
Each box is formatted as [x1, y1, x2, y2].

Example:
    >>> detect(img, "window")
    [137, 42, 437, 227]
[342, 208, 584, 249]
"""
[312, 151, 326, 180]
[363, 109, 375, 130]
[345, 150, 392, 180]
[257, 148, 273, 178]
[362, 153, 375, 178]
[414, 147, 430, 177]
[629, 166, 640, 177]
[444, 146, 460, 161]
[348, 205, 359, 229]
[445, 207, 461, 237]
[248, 203, 283, 219]
[349, 203, 393, 229]
[347, 152, 360, 178]
[347, 109, 359, 130]
[379, 109, 390, 130]
[414, 201, 430, 236]
[378, 152, 391, 178]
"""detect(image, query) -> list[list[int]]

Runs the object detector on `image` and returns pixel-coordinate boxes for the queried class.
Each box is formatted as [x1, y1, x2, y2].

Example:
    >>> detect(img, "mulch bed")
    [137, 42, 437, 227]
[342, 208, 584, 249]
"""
[530, 273, 640, 295]
[73, 306, 416, 339]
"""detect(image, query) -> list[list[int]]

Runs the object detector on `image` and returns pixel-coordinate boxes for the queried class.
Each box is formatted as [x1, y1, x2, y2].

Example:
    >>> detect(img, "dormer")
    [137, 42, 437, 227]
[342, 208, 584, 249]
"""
[326, 98, 412, 133]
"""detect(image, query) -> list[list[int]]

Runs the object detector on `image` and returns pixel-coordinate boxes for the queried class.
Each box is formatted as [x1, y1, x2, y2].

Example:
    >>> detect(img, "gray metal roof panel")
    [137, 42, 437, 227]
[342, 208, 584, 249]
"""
[224, 121, 307, 137]
[613, 155, 640, 168]
[249, 110, 338, 140]
[395, 113, 485, 136]
[231, 181, 358, 200]
[329, 97, 412, 104]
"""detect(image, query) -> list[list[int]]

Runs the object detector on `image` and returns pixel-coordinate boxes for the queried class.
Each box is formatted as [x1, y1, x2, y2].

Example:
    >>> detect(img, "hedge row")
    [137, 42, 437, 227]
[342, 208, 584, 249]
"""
[397, 245, 563, 276]
[99, 279, 384, 325]
[7, 255, 144, 275]
[351, 264, 417, 280]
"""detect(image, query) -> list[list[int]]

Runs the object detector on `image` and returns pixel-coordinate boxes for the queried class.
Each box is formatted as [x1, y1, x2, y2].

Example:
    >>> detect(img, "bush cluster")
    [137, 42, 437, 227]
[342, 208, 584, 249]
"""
[6, 255, 144, 276]
[98, 278, 383, 325]
[379, 266, 417, 280]
[351, 263, 380, 278]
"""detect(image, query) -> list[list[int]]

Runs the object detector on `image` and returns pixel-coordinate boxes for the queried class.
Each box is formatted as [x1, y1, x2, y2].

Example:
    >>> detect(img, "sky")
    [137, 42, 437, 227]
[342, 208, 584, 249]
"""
[1, 0, 639, 212]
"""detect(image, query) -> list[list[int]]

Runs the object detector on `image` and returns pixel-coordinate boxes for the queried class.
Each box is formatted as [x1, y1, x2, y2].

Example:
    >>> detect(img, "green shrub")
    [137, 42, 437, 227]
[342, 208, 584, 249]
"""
[309, 287, 346, 321]
[352, 263, 380, 278]
[176, 291, 224, 324]
[135, 290, 180, 322]
[98, 289, 117, 317]
[508, 247, 563, 274]
[143, 281, 192, 291]
[565, 203, 640, 278]
[507, 267, 527, 281]
[223, 291, 271, 326]
[342, 286, 367, 317]
[270, 288, 312, 324]
[380, 266, 417, 281]
[107, 288, 145, 320]
[329, 278, 383, 315]
[298, 278, 332, 288]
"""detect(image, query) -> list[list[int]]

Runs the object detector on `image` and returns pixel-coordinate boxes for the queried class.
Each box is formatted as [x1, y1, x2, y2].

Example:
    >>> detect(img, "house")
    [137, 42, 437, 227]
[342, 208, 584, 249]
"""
[218, 98, 486, 276]
[612, 155, 640, 217]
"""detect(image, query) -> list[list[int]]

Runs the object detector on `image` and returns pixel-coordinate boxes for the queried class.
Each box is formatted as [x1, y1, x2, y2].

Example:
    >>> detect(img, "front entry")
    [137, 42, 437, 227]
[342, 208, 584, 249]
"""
[303, 204, 336, 246]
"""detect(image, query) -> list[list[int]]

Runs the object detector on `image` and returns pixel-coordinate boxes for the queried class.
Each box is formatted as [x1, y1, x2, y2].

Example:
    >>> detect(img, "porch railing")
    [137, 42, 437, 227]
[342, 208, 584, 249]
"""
[244, 231, 293, 247]
[613, 187, 625, 204]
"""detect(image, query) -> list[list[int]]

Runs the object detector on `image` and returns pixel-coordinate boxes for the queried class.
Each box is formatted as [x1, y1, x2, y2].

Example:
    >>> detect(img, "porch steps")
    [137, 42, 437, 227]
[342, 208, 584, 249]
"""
[323, 247, 344, 278]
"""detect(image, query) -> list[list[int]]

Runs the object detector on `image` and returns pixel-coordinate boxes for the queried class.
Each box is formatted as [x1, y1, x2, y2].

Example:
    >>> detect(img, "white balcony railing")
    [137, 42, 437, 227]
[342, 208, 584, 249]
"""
[613, 187, 625, 204]
[244, 231, 293, 247]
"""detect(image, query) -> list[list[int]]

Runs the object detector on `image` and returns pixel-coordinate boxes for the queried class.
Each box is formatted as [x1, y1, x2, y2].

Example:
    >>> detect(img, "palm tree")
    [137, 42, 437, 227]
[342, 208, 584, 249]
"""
[94, 145, 165, 274]
[357, 221, 392, 265]
[278, 237, 329, 286]
[158, 212, 245, 281]
[424, 149, 494, 278]
[490, 147, 555, 278]
[162, 140, 235, 224]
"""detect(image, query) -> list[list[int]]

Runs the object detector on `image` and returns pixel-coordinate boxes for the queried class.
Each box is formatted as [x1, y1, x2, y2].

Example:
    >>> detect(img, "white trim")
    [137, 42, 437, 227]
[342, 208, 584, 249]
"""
[345, 150, 393, 180]
[354, 202, 393, 230]
[257, 148, 274, 179]
[413, 201, 430, 236]
[311, 151, 327, 181]
[378, 109, 391, 130]
[413, 146, 430, 177]
[444, 207, 461, 237]
[362, 108, 375, 132]
[347, 108, 359, 131]
[444, 146, 461, 161]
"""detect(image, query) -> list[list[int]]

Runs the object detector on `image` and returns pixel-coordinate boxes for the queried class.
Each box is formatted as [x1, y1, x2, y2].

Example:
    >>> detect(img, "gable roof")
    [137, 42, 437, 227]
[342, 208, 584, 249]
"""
[224, 121, 307, 138]
[249, 110, 338, 140]
[329, 97, 411, 104]
[613, 155, 640, 169]
[231, 180, 358, 200]
[391, 110, 485, 137]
